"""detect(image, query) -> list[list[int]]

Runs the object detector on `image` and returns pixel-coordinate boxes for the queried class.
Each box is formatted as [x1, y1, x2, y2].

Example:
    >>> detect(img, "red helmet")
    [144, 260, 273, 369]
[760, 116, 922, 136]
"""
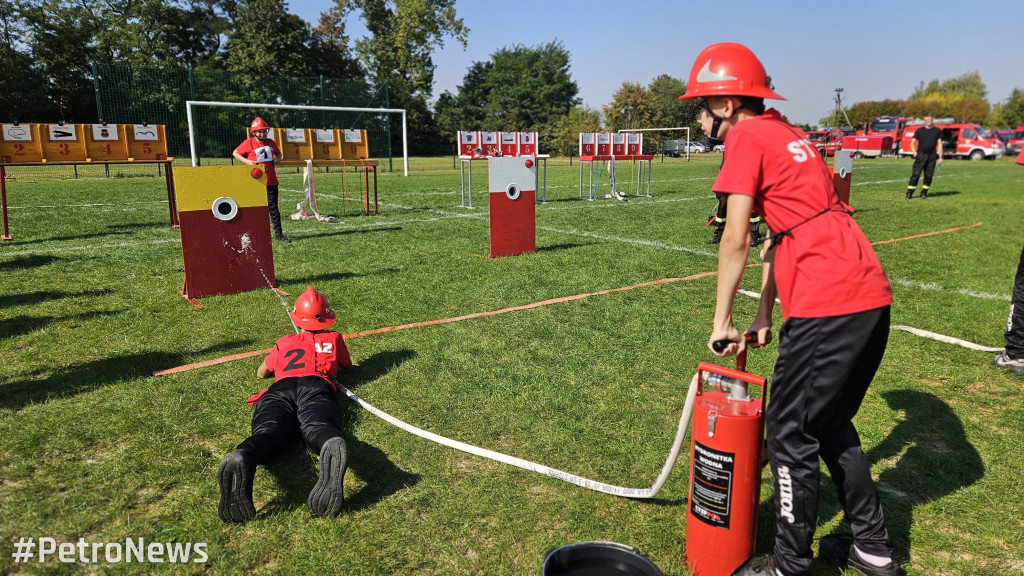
[678, 42, 785, 101]
[250, 116, 270, 130]
[250, 166, 263, 179]
[290, 286, 335, 330]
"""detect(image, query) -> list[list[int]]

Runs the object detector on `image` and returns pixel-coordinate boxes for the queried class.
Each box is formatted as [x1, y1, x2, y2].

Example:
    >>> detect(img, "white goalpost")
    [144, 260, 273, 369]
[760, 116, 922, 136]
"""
[185, 100, 410, 176]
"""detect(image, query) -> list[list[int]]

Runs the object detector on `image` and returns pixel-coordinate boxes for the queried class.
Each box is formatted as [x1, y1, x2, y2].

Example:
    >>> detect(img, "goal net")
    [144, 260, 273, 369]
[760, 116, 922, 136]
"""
[185, 100, 409, 175]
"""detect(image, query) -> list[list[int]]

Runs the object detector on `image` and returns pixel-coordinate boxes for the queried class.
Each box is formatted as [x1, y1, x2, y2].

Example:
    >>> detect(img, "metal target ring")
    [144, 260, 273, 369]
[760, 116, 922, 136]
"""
[506, 183, 521, 201]
[839, 167, 847, 178]
[212, 197, 239, 221]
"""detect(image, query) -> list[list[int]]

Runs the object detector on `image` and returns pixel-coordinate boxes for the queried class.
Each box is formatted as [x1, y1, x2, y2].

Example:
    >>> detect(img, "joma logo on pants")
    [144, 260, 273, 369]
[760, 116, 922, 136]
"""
[778, 466, 796, 523]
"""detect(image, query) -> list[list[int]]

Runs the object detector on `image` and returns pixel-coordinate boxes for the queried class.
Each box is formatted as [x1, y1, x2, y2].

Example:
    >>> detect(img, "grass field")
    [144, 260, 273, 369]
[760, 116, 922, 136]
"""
[1, 154, 1023, 575]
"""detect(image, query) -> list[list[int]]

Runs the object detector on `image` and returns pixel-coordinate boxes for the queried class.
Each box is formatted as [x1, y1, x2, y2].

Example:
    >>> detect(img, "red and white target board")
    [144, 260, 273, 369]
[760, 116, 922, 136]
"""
[488, 156, 537, 257]
[175, 166, 276, 302]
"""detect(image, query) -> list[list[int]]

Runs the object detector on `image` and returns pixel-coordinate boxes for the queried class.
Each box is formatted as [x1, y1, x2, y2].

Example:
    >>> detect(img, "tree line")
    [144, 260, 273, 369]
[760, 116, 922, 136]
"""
[819, 71, 1024, 130]
[2, 1, 1021, 156]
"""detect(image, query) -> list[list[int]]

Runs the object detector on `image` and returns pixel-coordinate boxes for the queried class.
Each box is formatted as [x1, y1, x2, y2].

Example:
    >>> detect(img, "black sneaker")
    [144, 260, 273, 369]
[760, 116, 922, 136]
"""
[308, 437, 347, 517]
[730, 554, 775, 575]
[904, 191, 913, 200]
[217, 450, 256, 523]
[818, 536, 900, 576]
[709, 227, 724, 244]
[274, 234, 292, 243]
[919, 191, 927, 199]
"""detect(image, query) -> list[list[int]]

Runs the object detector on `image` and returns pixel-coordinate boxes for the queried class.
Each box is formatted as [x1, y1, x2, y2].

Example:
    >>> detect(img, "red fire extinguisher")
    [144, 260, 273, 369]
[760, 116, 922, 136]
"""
[682, 342, 768, 576]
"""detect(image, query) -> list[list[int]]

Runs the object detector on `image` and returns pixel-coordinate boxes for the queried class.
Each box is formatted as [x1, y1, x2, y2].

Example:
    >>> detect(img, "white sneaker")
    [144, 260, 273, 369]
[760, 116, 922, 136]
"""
[993, 351, 1024, 375]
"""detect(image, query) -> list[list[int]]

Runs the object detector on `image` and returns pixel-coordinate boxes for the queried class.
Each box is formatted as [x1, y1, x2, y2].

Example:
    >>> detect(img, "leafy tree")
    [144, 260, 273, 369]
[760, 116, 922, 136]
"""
[336, 0, 468, 154]
[93, 0, 229, 68]
[17, 0, 101, 121]
[224, 0, 313, 82]
[647, 74, 700, 151]
[911, 70, 987, 101]
[433, 41, 578, 151]
[604, 82, 654, 133]
[549, 105, 601, 157]
[309, 7, 363, 78]
[481, 42, 578, 133]
[845, 99, 906, 126]
[997, 88, 1024, 128]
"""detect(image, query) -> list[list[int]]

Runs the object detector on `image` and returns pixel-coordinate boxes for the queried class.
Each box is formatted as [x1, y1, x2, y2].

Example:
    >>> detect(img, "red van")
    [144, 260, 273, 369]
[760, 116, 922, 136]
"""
[899, 122, 1005, 160]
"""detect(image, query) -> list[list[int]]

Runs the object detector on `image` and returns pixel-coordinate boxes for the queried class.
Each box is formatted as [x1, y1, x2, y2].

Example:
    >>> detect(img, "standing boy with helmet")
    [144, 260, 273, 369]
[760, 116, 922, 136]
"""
[679, 42, 898, 576]
[905, 113, 943, 200]
[233, 117, 291, 242]
[218, 286, 353, 522]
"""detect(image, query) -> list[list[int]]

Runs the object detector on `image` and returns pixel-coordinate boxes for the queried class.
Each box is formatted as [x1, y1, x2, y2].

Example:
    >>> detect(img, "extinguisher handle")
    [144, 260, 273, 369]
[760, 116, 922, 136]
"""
[711, 331, 767, 354]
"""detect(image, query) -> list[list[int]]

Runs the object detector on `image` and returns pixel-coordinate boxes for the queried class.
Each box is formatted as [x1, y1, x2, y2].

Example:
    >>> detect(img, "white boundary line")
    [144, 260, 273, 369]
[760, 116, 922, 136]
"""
[735, 289, 1004, 352]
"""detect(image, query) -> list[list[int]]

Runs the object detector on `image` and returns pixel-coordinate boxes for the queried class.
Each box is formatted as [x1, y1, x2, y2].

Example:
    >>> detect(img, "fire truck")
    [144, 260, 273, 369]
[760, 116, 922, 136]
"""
[899, 122, 1005, 160]
[806, 127, 855, 157]
[860, 116, 916, 154]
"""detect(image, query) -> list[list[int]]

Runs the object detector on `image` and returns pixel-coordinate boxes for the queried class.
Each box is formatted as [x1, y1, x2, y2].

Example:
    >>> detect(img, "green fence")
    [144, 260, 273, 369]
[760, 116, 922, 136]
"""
[91, 64, 392, 167]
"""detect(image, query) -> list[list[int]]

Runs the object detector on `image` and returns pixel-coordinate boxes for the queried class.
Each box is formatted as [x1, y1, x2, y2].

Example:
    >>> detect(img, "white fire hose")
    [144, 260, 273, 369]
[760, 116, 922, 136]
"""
[336, 372, 700, 499]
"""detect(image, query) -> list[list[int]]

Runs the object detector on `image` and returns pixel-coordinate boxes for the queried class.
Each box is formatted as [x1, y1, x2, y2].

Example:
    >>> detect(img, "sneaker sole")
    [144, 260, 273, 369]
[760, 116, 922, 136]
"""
[308, 437, 347, 517]
[217, 452, 256, 523]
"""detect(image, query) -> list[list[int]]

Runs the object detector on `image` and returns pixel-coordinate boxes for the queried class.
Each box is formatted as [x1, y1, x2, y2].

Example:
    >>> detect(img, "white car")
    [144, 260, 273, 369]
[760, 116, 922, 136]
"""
[712, 144, 725, 153]
[686, 141, 708, 153]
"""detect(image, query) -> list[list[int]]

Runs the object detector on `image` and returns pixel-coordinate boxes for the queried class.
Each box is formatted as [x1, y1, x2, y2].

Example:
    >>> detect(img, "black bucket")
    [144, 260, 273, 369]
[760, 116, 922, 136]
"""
[541, 541, 665, 576]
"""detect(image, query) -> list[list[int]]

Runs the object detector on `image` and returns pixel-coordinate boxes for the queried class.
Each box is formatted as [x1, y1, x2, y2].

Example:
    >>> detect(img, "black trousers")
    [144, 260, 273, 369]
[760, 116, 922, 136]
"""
[767, 306, 893, 576]
[267, 184, 284, 237]
[1005, 244, 1024, 358]
[908, 151, 938, 188]
[237, 376, 342, 465]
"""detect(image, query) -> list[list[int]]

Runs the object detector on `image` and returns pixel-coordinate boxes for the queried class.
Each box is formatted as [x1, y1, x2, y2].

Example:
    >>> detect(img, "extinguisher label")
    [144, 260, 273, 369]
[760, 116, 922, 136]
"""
[691, 441, 735, 528]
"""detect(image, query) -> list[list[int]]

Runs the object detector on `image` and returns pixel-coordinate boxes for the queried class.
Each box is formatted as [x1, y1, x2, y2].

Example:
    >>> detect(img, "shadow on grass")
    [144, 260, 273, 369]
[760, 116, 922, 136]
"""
[2, 229, 135, 246]
[537, 243, 596, 253]
[920, 190, 960, 198]
[0, 288, 113, 309]
[259, 349, 420, 516]
[0, 309, 121, 342]
[304, 226, 404, 241]
[106, 222, 168, 231]
[0, 254, 62, 271]
[0, 339, 256, 411]
[277, 268, 402, 286]
[749, 390, 982, 572]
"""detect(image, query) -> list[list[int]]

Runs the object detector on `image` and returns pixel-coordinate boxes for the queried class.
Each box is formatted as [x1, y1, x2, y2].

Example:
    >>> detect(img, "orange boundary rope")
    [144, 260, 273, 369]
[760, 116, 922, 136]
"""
[152, 222, 982, 377]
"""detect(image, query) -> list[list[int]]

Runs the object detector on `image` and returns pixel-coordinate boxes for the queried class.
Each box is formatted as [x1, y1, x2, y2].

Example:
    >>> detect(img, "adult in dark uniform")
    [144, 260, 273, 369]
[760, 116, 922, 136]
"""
[906, 113, 943, 199]
[679, 42, 898, 576]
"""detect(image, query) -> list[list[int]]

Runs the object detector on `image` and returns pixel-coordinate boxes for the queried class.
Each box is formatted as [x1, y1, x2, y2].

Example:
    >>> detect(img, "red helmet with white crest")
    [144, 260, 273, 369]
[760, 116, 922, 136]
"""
[250, 116, 270, 131]
[678, 42, 785, 101]
[290, 286, 335, 330]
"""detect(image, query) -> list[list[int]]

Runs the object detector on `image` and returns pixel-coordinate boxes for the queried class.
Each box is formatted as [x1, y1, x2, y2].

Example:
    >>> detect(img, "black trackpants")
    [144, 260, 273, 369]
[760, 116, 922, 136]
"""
[1005, 244, 1024, 358]
[267, 184, 284, 237]
[768, 306, 893, 576]
[908, 151, 938, 188]
[237, 376, 342, 465]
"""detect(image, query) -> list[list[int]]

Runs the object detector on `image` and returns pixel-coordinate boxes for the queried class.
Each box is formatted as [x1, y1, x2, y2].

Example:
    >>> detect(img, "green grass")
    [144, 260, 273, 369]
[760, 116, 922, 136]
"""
[1, 154, 1023, 575]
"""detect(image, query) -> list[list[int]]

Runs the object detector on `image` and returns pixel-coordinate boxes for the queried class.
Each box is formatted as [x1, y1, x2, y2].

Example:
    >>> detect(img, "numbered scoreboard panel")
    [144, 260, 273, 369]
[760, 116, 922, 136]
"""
[0, 123, 169, 164]
[578, 132, 644, 159]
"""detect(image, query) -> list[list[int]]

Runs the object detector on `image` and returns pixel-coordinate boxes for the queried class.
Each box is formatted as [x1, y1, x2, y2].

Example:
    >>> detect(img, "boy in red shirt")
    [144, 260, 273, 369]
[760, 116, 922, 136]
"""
[680, 43, 897, 576]
[233, 116, 290, 243]
[218, 286, 353, 522]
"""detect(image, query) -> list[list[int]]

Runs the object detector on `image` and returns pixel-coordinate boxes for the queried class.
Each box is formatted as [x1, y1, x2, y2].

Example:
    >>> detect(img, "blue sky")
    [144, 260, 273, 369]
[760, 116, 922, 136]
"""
[290, 0, 1024, 127]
